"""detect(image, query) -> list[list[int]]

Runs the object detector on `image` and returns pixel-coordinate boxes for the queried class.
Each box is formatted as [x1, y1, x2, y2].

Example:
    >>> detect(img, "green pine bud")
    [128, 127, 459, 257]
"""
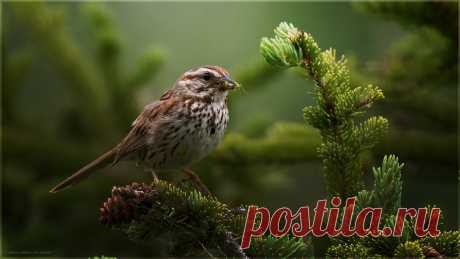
[260, 37, 302, 68]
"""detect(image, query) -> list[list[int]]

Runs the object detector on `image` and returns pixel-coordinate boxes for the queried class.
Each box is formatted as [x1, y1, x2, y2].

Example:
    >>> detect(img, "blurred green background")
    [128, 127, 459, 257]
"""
[2, 2, 457, 257]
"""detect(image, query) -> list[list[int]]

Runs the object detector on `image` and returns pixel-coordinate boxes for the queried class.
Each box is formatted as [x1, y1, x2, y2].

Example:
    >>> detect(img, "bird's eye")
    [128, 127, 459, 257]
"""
[203, 73, 212, 81]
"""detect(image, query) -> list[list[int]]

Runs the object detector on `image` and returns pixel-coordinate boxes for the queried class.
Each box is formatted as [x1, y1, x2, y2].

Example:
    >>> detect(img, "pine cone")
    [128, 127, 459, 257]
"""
[99, 182, 158, 226]
[422, 245, 442, 258]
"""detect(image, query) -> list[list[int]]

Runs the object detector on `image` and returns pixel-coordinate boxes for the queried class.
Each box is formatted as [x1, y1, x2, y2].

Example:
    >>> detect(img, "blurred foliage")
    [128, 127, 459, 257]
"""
[4, 1, 165, 140]
[233, 59, 280, 94]
[210, 122, 320, 165]
[355, 1, 458, 45]
[353, 1, 458, 166]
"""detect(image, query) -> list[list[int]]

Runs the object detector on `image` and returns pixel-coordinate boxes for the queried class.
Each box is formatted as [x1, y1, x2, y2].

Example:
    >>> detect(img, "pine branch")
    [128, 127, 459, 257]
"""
[260, 22, 390, 198]
[371, 155, 403, 213]
[99, 181, 313, 257]
[99, 181, 248, 257]
[356, 155, 404, 214]
[326, 242, 371, 258]
[394, 241, 424, 257]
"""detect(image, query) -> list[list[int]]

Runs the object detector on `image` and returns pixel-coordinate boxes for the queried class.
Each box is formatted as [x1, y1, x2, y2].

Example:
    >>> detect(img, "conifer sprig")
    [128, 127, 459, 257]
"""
[261, 22, 390, 198]
[100, 181, 312, 257]
[100, 181, 248, 257]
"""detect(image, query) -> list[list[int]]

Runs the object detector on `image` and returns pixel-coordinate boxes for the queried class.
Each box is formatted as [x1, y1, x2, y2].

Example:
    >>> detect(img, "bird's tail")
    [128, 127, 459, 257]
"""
[49, 148, 117, 193]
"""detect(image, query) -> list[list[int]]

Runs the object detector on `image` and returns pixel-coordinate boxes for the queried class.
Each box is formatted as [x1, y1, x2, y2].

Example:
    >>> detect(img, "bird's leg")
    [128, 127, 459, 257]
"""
[183, 168, 212, 196]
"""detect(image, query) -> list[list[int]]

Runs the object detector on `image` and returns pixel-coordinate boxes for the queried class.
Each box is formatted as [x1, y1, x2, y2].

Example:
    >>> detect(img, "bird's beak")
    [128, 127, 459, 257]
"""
[222, 76, 239, 90]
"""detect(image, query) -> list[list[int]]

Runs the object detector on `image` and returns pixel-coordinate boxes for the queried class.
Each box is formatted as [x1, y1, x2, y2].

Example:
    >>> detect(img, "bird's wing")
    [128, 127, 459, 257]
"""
[114, 90, 176, 163]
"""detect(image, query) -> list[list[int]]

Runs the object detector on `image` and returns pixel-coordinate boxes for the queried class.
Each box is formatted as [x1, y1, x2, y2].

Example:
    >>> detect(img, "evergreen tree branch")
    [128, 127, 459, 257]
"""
[394, 241, 424, 257]
[260, 22, 389, 198]
[99, 181, 247, 257]
[326, 242, 371, 258]
[99, 181, 312, 257]
[357, 155, 404, 215]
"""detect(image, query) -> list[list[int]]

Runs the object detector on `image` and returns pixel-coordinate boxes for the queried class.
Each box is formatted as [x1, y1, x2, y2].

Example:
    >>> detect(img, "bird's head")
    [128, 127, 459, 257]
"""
[174, 65, 239, 101]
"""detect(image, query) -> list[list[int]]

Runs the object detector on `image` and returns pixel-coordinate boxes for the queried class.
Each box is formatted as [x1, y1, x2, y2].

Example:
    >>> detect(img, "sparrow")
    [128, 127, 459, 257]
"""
[50, 65, 238, 193]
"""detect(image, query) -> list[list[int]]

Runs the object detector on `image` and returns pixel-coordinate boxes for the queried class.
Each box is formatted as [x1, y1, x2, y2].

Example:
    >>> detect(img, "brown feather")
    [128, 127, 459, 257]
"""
[49, 148, 116, 193]
[114, 90, 176, 163]
[50, 89, 177, 193]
